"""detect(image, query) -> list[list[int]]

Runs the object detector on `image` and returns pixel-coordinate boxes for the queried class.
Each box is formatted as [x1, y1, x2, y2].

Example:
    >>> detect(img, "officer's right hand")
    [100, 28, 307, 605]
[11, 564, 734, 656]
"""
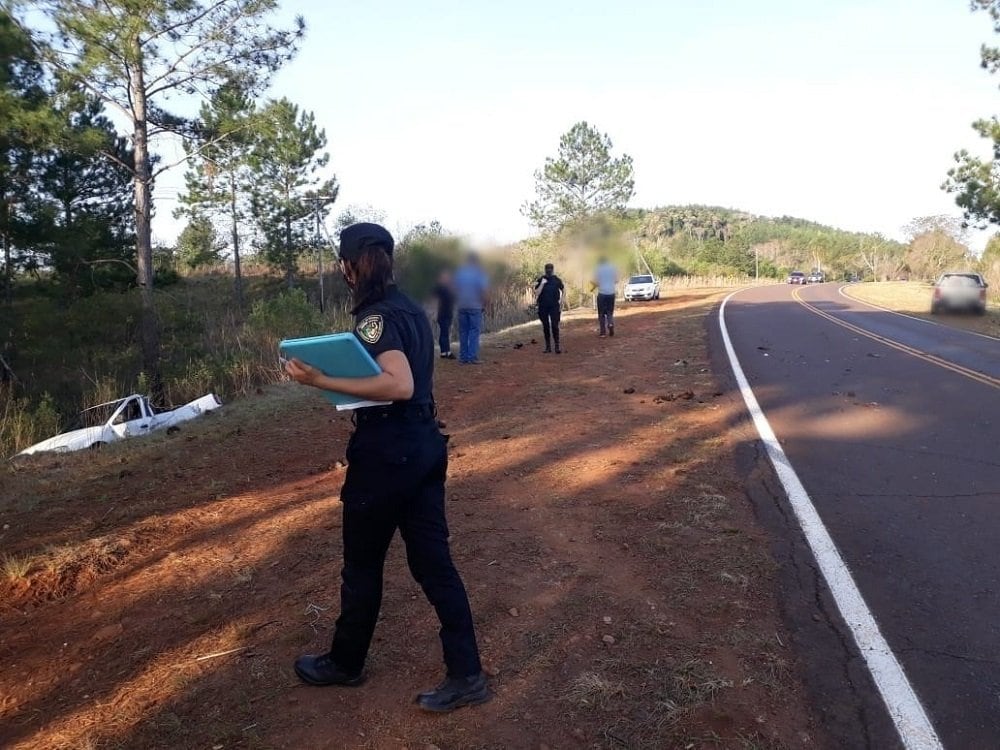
[285, 357, 320, 387]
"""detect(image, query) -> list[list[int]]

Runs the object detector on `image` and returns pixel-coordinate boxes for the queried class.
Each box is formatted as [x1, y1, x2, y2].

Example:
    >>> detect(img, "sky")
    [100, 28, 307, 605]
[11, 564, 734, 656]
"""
[151, 0, 1000, 250]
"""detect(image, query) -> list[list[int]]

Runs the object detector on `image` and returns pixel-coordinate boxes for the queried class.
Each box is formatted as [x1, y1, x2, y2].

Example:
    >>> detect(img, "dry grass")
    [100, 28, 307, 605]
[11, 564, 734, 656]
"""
[593, 657, 738, 748]
[660, 275, 781, 289]
[670, 658, 736, 705]
[844, 281, 1000, 339]
[0, 534, 139, 605]
[2, 553, 33, 581]
[566, 671, 627, 710]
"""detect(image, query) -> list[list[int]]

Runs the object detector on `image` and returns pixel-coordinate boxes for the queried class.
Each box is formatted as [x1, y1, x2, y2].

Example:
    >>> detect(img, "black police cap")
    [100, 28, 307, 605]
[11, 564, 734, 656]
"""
[339, 223, 394, 262]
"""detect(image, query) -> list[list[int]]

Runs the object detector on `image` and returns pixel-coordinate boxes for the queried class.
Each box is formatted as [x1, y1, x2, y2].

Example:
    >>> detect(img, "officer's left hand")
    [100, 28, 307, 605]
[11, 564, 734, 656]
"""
[285, 357, 320, 386]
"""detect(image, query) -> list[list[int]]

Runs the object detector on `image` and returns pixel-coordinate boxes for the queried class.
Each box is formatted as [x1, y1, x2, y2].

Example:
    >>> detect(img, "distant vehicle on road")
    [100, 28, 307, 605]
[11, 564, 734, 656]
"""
[808, 271, 825, 283]
[931, 272, 989, 316]
[624, 274, 660, 301]
[17, 393, 222, 455]
[787, 271, 807, 285]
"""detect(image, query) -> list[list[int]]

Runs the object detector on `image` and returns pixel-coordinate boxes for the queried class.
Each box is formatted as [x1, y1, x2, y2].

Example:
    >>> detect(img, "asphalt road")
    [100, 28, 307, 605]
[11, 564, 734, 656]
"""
[721, 283, 1000, 749]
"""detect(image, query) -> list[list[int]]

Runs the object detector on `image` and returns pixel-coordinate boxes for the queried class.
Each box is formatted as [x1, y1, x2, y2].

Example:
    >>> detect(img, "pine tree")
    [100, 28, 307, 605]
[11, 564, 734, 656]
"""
[177, 83, 258, 306]
[176, 216, 224, 270]
[0, 10, 52, 302]
[249, 98, 337, 288]
[37, 94, 136, 295]
[523, 121, 635, 233]
[28, 0, 303, 402]
[0, 9, 56, 383]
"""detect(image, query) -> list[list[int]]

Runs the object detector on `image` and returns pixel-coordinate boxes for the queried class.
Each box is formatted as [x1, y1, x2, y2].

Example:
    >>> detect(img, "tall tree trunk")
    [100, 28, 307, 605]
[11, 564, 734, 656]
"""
[1, 189, 11, 307]
[129, 60, 164, 404]
[2, 228, 10, 307]
[63, 163, 73, 226]
[2, 213, 15, 385]
[229, 175, 243, 308]
[0, 163, 13, 383]
[284, 209, 293, 288]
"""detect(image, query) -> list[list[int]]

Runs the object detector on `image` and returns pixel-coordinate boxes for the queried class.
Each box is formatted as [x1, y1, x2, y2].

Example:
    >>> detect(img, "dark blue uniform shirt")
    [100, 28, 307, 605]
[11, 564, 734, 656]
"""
[353, 285, 434, 406]
[433, 283, 454, 320]
[535, 274, 564, 308]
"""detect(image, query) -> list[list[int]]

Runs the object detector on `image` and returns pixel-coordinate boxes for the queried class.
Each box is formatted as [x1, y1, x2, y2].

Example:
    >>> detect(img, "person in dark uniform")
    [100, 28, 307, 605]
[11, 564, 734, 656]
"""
[534, 263, 565, 354]
[432, 269, 455, 359]
[285, 223, 489, 712]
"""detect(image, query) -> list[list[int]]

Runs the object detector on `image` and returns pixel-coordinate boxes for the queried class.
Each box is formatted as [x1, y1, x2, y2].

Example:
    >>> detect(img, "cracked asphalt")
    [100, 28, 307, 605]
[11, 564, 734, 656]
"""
[716, 283, 1000, 749]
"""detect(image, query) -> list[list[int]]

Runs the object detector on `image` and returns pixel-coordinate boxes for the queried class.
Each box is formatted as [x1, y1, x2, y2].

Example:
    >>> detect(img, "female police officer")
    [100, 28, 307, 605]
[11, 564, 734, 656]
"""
[284, 223, 489, 712]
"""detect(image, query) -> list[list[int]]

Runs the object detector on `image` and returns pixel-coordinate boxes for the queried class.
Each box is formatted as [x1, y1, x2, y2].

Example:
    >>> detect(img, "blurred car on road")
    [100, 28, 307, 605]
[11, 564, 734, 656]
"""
[624, 274, 660, 301]
[787, 271, 807, 285]
[808, 271, 825, 283]
[931, 272, 989, 316]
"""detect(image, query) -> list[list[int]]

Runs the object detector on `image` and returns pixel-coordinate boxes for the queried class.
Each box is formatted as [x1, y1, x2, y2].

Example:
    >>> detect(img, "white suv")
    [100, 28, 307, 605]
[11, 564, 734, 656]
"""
[931, 272, 988, 315]
[624, 274, 660, 301]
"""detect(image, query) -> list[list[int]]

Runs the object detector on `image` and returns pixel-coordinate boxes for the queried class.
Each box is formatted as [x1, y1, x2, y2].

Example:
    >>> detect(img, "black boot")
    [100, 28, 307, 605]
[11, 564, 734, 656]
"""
[416, 671, 491, 712]
[543, 340, 552, 353]
[555, 342, 562, 354]
[608, 324, 614, 337]
[294, 653, 365, 687]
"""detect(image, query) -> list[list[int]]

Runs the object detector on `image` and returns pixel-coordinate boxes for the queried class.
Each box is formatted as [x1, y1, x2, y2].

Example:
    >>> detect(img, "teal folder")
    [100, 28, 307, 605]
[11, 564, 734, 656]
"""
[279, 332, 390, 411]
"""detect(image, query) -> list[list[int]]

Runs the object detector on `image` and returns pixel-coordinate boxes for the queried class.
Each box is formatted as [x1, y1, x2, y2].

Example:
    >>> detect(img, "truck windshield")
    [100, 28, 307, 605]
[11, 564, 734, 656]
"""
[78, 400, 127, 429]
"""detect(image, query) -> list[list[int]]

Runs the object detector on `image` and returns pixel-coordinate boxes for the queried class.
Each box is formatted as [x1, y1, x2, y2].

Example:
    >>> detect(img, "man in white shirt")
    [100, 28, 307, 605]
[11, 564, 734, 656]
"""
[593, 257, 618, 337]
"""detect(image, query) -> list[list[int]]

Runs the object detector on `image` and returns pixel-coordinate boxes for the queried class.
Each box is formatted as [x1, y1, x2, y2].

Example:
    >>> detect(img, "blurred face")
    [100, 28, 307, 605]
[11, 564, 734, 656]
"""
[339, 258, 356, 290]
[545, 265, 554, 276]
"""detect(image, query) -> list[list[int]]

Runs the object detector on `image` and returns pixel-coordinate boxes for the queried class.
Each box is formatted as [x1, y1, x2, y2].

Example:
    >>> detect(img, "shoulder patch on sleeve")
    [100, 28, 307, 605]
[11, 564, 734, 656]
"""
[356, 314, 384, 344]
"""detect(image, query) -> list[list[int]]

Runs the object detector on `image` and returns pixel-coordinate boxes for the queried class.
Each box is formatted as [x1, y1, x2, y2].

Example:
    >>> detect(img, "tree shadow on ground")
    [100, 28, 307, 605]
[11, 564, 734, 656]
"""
[2, 291, 952, 749]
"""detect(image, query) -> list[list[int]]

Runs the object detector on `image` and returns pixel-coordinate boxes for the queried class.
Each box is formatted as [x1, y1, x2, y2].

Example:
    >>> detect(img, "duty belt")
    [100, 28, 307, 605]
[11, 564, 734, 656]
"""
[353, 402, 436, 425]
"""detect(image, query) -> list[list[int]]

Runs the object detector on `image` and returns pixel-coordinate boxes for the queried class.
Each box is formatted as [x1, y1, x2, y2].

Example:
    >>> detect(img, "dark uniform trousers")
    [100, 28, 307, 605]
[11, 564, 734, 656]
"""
[538, 304, 561, 347]
[437, 315, 452, 355]
[330, 413, 482, 678]
[596, 293, 615, 335]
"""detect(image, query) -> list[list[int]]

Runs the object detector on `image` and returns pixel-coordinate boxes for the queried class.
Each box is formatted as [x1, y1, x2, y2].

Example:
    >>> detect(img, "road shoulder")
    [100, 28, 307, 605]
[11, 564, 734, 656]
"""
[0, 290, 828, 749]
[841, 281, 1000, 340]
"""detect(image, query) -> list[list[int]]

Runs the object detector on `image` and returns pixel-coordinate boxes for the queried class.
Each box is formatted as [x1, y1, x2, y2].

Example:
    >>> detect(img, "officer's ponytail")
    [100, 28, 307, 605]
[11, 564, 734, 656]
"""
[346, 245, 394, 313]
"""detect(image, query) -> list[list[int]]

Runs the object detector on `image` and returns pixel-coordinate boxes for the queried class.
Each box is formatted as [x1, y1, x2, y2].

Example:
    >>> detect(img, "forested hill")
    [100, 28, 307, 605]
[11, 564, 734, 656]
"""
[628, 205, 908, 280]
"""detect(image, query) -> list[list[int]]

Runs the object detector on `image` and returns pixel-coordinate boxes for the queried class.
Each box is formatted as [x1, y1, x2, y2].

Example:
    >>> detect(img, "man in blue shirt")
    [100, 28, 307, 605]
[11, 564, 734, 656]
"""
[452, 253, 489, 364]
[593, 257, 619, 337]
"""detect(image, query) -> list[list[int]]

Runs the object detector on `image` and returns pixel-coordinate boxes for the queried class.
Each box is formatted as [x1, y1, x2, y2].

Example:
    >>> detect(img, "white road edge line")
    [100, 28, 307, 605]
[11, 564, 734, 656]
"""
[719, 291, 943, 750]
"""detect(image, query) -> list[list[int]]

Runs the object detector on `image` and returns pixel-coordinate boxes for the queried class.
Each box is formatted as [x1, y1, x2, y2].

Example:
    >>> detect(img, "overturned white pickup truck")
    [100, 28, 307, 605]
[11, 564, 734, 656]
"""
[17, 393, 222, 456]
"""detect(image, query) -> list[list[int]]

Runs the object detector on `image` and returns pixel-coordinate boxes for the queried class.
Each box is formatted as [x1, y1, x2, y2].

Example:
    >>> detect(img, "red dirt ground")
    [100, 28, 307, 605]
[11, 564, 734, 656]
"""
[0, 291, 826, 749]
